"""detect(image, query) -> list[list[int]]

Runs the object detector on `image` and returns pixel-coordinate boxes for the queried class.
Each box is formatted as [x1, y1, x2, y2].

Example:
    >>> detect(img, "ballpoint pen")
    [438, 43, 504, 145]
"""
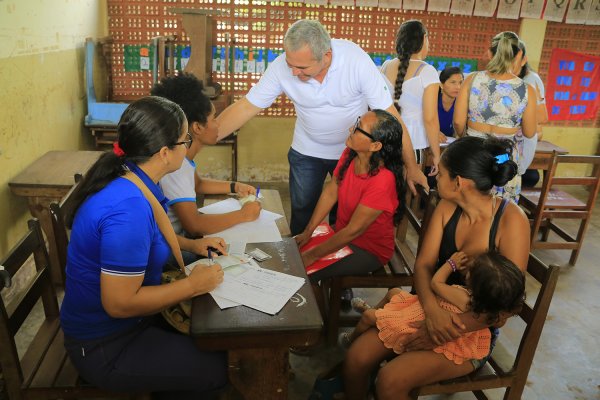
[207, 248, 213, 265]
[256, 185, 260, 199]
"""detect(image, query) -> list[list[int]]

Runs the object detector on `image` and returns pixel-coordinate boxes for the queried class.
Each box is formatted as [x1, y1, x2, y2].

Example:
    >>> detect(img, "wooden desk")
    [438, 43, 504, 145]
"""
[191, 238, 322, 400]
[529, 139, 569, 170]
[193, 191, 320, 399]
[8, 150, 103, 284]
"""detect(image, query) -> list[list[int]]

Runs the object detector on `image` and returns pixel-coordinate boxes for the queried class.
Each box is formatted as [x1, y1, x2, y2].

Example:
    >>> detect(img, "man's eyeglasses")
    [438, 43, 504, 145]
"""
[173, 132, 193, 149]
[352, 117, 376, 141]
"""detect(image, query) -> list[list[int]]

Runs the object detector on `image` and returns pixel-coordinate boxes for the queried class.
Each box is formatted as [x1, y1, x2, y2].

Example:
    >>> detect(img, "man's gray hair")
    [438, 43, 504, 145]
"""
[283, 19, 332, 61]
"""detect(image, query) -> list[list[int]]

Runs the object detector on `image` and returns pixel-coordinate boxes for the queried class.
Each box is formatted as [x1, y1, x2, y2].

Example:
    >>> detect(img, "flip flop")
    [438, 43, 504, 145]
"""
[350, 297, 371, 313]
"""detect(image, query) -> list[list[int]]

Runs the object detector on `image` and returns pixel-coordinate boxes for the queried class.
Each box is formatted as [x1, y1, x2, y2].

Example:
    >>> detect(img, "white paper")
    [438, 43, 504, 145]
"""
[566, 0, 592, 23]
[586, 0, 600, 24]
[211, 260, 305, 315]
[200, 198, 283, 243]
[428, 0, 451, 12]
[403, 0, 427, 9]
[228, 241, 247, 255]
[450, 0, 476, 14]
[543, 0, 569, 21]
[211, 294, 241, 308]
[520, 0, 545, 18]
[497, 0, 522, 18]
[379, 0, 403, 8]
[474, 0, 499, 16]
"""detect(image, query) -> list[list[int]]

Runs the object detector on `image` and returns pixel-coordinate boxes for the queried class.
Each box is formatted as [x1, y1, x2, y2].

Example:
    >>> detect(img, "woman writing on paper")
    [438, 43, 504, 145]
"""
[295, 110, 406, 313]
[60, 97, 227, 398]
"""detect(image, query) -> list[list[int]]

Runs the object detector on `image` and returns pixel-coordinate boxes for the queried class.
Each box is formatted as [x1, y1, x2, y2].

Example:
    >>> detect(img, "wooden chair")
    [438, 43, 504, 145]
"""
[410, 253, 560, 399]
[519, 153, 600, 266]
[0, 219, 149, 400]
[325, 187, 439, 345]
[49, 174, 82, 285]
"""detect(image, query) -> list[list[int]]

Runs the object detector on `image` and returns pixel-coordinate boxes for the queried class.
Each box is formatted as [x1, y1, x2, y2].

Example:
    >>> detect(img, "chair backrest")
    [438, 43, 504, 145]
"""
[0, 219, 59, 400]
[393, 186, 440, 273]
[415, 253, 560, 399]
[49, 174, 82, 285]
[84, 38, 128, 126]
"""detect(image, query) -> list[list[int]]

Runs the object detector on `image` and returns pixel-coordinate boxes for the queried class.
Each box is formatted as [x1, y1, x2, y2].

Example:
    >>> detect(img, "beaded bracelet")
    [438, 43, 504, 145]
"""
[447, 259, 457, 273]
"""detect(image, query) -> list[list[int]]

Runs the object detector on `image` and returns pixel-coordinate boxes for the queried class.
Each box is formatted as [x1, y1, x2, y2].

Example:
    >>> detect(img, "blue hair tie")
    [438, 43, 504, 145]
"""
[495, 154, 510, 164]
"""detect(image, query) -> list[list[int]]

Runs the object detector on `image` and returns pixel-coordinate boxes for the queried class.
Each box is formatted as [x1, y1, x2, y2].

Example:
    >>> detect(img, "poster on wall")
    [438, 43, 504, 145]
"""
[379, 0, 403, 8]
[450, 0, 476, 14]
[566, 0, 592, 23]
[546, 49, 600, 121]
[497, 0, 523, 18]
[586, 0, 600, 24]
[543, 0, 569, 21]
[330, 0, 354, 5]
[474, 0, 499, 16]
[428, 0, 452, 12]
[403, 0, 427, 9]
[520, 0, 545, 18]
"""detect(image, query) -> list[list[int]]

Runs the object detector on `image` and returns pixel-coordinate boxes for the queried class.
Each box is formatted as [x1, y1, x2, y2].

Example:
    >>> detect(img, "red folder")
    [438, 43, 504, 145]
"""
[300, 223, 353, 275]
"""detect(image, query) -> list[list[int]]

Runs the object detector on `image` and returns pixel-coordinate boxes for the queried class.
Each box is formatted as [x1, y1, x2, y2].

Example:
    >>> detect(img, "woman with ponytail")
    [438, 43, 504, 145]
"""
[295, 110, 406, 311]
[60, 96, 227, 398]
[381, 19, 441, 175]
[344, 136, 530, 400]
[454, 31, 537, 201]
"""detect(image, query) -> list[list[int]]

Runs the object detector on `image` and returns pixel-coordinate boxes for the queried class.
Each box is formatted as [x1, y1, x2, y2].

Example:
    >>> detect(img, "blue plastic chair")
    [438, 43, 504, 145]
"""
[84, 38, 128, 127]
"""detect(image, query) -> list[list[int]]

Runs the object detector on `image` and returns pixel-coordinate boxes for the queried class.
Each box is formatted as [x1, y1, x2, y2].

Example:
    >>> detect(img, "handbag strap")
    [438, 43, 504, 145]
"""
[123, 172, 185, 271]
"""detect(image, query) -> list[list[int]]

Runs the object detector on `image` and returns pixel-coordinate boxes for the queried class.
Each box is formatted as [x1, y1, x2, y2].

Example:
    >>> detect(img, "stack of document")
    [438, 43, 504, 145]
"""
[199, 198, 283, 243]
[185, 256, 305, 315]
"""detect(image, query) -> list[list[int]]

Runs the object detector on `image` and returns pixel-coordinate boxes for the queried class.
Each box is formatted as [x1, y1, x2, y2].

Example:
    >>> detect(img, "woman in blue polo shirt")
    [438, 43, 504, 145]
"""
[60, 96, 227, 398]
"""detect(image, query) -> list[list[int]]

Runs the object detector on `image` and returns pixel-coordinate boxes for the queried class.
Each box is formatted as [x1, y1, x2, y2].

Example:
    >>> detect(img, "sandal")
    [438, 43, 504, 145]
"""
[350, 297, 371, 314]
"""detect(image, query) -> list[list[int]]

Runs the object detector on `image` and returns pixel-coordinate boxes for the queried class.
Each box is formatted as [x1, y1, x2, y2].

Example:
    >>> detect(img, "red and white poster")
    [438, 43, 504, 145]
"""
[546, 49, 600, 121]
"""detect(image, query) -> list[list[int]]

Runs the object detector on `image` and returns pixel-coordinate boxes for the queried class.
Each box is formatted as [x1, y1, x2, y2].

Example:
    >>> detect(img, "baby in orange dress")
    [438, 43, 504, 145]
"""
[340, 251, 525, 365]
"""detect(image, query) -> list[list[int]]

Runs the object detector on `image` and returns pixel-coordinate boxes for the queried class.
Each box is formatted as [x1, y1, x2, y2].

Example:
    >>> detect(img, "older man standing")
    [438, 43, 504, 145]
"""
[217, 19, 426, 235]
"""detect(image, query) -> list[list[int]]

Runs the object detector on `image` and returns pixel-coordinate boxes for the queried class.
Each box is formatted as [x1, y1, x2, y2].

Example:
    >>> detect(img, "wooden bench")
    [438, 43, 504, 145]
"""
[0, 219, 149, 400]
[411, 253, 560, 399]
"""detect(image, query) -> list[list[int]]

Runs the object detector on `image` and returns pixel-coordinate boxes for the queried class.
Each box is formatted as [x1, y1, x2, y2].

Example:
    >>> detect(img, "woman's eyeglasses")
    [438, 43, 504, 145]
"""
[173, 132, 193, 149]
[352, 117, 376, 141]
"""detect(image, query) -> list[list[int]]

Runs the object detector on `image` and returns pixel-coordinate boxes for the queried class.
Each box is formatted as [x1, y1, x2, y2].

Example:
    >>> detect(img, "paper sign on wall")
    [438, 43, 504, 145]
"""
[543, 0, 569, 21]
[450, 0, 476, 15]
[520, 0, 545, 18]
[428, 0, 452, 12]
[497, 0, 523, 18]
[474, 0, 499, 16]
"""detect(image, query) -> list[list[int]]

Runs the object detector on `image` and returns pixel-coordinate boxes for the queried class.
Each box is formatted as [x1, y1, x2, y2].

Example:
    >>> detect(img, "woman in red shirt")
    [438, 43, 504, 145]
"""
[295, 109, 406, 311]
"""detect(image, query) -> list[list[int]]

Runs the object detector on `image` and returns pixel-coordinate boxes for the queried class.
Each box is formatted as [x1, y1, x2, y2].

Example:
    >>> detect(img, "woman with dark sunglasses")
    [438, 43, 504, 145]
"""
[295, 110, 406, 315]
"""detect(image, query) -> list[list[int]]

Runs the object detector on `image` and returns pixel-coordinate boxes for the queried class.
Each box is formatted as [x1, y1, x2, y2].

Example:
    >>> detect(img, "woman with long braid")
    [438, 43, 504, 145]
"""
[295, 110, 406, 314]
[381, 20, 441, 175]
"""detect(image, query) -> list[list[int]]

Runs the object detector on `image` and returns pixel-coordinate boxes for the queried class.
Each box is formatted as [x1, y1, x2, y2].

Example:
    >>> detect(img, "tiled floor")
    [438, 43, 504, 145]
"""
[7, 182, 600, 399]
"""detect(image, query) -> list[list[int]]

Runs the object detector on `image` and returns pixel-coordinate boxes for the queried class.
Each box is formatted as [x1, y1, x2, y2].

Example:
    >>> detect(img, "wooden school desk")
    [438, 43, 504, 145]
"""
[191, 190, 322, 399]
[8, 150, 103, 285]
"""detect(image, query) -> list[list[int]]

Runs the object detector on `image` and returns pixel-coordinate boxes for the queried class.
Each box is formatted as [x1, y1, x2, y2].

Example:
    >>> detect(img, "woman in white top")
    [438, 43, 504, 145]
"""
[516, 40, 549, 187]
[381, 20, 441, 175]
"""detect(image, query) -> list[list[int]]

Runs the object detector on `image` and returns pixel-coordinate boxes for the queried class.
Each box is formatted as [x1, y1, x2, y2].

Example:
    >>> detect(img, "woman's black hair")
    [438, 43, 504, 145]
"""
[150, 72, 212, 126]
[468, 251, 526, 325]
[439, 66, 463, 84]
[66, 96, 186, 227]
[393, 20, 427, 113]
[336, 110, 406, 225]
[517, 40, 530, 80]
[441, 136, 518, 193]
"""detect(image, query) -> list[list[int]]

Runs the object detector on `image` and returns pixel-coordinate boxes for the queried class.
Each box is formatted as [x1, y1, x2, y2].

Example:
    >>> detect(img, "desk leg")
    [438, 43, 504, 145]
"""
[27, 197, 63, 285]
[228, 347, 289, 400]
